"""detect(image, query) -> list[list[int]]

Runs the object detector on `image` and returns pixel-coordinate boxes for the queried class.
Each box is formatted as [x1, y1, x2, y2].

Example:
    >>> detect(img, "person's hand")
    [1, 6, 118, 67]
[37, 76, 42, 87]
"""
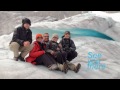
[24, 41, 30, 47]
[58, 44, 62, 48]
[51, 51, 55, 55]
[57, 48, 60, 51]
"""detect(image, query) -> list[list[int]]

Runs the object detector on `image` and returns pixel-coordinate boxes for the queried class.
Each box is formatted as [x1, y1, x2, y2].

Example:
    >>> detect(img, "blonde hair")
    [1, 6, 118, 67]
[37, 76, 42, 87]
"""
[52, 33, 59, 38]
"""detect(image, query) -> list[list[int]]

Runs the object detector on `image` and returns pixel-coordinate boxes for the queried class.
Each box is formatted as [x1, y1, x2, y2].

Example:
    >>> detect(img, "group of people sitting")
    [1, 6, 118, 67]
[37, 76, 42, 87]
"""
[9, 18, 81, 74]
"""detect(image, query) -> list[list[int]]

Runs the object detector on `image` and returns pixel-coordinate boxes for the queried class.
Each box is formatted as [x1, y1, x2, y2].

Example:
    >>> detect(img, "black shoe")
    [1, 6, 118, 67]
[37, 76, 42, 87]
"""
[74, 63, 81, 73]
[18, 55, 25, 62]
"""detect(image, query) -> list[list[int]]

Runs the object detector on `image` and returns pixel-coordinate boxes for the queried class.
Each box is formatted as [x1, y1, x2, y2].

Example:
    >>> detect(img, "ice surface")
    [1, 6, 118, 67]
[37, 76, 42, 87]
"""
[0, 11, 120, 79]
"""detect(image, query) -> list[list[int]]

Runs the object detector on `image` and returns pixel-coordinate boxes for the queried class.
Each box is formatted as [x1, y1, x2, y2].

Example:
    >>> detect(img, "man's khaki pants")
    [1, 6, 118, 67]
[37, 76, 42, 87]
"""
[9, 42, 32, 58]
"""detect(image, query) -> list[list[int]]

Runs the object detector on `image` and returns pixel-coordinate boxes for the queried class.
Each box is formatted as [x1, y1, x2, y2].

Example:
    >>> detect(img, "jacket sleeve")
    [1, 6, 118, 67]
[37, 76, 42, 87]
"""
[12, 28, 24, 46]
[29, 44, 45, 58]
[58, 43, 63, 51]
[28, 30, 32, 44]
[59, 40, 63, 49]
[70, 40, 76, 51]
[45, 43, 53, 53]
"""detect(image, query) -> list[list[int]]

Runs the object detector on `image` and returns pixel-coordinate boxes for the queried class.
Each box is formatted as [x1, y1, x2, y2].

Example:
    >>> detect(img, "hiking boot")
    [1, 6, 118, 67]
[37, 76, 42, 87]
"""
[62, 63, 68, 74]
[57, 63, 68, 74]
[18, 55, 25, 62]
[74, 63, 81, 73]
[66, 61, 81, 73]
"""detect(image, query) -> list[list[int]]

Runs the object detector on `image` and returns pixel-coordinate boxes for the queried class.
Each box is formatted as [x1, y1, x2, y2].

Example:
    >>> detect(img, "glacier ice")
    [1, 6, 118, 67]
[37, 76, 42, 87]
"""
[0, 11, 120, 79]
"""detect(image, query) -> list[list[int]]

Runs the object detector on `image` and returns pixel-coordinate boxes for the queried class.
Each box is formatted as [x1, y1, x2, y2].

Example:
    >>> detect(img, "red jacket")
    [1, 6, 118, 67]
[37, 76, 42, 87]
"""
[26, 41, 45, 65]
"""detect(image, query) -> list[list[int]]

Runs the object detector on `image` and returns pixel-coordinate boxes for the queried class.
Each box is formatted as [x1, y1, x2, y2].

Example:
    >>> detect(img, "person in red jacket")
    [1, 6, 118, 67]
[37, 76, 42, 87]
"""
[26, 34, 58, 70]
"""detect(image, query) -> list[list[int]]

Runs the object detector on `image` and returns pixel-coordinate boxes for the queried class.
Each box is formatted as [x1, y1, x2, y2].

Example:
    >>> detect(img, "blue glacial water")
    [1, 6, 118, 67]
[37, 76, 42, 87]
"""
[31, 28, 114, 41]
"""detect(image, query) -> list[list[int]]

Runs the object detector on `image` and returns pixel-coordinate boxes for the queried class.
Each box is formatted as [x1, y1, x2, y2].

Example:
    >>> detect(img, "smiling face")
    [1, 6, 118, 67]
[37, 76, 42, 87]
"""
[37, 37, 43, 42]
[52, 36, 59, 42]
[64, 33, 70, 39]
[23, 23, 30, 29]
[43, 33, 49, 42]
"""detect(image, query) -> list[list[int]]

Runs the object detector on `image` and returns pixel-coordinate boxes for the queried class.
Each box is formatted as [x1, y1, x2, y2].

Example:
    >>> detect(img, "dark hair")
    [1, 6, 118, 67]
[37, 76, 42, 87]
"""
[22, 18, 31, 25]
[62, 31, 71, 38]
[64, 31, 70, 35]
[44, 33, 49, 35]
[43, 33, 49, 36]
